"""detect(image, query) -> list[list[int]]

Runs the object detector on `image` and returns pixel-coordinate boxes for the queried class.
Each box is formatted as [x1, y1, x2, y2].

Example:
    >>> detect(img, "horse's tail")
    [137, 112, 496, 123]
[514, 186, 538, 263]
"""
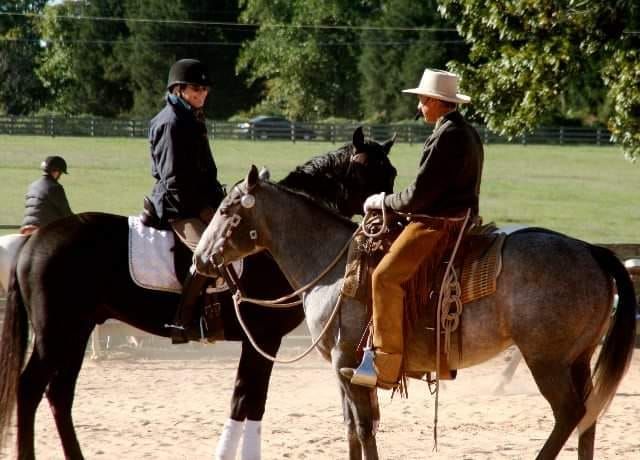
[0, 263, 29, 447]
[579, 245, 637, 432]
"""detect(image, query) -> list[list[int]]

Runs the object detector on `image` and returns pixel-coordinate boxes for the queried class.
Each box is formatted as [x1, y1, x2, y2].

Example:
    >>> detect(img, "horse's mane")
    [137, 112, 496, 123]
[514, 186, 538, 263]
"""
[271, 181, 358, 230]
[278, 143, 354, 212]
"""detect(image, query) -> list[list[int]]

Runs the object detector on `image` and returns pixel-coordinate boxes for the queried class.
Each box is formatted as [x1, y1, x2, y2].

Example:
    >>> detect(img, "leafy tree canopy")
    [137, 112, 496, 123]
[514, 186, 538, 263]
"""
[439, 0, 640, 159]
[0, 1, 48, 114]
[238, 0, 372, 120]
[38, 0, 131, 116]
[120, 0, 259, 118]
[358, 0, 467, 122]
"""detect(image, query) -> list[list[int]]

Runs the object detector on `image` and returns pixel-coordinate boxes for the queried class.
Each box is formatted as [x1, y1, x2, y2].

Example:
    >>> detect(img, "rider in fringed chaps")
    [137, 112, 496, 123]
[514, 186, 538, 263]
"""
[341, 68, 484, 389]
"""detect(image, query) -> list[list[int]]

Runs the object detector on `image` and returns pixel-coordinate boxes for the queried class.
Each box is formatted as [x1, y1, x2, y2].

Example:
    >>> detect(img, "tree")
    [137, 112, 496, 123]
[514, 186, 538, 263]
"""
[238, 0, 373, 120]
[0, 1, 48, 114]
[38, 0, 132, 116]
[439, 0, 640, 159]
[121, 0, 260, 118]
[358, 0, 467, 122]
[35, 0, 259, 118]
[117, 0, 183, 116]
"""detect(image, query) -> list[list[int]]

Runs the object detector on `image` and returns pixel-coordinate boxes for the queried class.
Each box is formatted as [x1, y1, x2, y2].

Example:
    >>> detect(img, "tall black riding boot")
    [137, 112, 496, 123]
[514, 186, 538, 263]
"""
[170, 269, 209, 344]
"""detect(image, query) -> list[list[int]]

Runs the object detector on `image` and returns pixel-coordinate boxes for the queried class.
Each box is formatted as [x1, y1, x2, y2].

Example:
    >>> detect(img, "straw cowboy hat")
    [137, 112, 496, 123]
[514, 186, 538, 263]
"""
[402, 68, 470, 104]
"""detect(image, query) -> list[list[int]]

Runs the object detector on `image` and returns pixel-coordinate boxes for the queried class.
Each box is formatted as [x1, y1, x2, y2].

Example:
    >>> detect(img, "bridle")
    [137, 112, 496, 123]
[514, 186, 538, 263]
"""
[209, 146, 378, 294]
[207, 179, 360, 363]
[206, 145, 390, 363]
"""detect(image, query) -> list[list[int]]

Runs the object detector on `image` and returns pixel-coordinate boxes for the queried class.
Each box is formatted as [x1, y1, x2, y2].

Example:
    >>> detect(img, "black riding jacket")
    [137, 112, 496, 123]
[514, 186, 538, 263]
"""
[148, 95, 224, 225]
[384, 110, 484, 217]
[22, 174, 73, 227]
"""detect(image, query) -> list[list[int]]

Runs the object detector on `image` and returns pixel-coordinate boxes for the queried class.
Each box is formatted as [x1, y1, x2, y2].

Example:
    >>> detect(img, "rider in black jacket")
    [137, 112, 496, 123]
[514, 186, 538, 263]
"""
[21, 156, 73, 235]
[147, 58, 225, 344]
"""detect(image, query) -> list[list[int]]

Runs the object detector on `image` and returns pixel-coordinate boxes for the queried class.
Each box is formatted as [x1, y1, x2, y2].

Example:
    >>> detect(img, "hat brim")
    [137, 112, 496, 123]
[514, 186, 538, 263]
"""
[167, 80, 212, 91]
[402, 88, 471, 104]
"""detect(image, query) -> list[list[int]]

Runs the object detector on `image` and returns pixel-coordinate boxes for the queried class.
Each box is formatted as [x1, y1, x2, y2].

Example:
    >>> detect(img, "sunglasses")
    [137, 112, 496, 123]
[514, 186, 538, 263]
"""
[188, 84, 210, 93]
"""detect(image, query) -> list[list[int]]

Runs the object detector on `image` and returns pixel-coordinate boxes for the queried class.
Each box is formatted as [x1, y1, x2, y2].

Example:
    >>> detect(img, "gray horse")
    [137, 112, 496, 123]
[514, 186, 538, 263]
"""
[194, 166, 636, 460]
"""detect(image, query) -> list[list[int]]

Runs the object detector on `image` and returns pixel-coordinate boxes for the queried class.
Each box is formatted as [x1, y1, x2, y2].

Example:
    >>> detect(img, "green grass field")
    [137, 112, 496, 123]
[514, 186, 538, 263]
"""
[1, 135, 638, 242]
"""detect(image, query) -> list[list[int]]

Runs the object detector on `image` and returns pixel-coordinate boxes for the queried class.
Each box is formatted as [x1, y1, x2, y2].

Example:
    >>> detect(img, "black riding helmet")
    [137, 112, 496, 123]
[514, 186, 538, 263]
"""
[41, 155, 68, 174]
[167, 59, 211, 91]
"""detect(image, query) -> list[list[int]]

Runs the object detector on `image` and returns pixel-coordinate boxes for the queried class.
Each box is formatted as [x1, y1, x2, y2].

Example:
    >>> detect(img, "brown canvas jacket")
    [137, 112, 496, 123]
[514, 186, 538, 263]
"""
[384, 110, 484, 217]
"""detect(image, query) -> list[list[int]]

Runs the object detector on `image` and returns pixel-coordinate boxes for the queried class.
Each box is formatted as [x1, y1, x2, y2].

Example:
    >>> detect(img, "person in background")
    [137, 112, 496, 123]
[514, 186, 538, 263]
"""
[341, 68, 484, 389]
[21, 155, 73, 235]
[145, 58, 225, 344]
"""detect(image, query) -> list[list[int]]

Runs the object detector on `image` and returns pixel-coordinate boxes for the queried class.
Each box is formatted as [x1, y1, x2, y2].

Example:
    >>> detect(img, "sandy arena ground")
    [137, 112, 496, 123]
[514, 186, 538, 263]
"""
[1, 341, 639, 459]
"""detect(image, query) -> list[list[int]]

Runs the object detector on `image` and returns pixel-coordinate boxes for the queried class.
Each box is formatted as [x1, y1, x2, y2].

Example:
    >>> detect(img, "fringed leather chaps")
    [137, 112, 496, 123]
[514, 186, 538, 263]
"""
[371, 222, 450, 382]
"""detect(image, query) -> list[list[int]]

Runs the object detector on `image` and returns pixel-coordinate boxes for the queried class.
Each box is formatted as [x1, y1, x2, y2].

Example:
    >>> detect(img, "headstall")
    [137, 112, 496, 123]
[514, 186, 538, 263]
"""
[207, 180, 359, 364]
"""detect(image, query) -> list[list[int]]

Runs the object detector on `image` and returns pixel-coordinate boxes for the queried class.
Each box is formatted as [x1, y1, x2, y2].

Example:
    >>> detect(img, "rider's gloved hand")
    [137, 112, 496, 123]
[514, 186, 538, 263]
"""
[363, 192, 385, 213]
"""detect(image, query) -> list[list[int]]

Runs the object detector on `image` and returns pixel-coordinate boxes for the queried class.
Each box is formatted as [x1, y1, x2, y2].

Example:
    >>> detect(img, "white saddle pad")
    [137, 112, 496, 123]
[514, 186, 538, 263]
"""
[128, 216, 242, 294]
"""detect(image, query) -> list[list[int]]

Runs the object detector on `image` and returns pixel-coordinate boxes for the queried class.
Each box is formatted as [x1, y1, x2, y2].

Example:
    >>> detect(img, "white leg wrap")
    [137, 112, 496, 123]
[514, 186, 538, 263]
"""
[240, 420, 261, 460]
[215, 418, 244, 460]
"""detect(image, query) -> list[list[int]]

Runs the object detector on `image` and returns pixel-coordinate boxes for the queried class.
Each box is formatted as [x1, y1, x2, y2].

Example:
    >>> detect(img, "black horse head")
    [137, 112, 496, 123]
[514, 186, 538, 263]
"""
[279, 126, 397, 217]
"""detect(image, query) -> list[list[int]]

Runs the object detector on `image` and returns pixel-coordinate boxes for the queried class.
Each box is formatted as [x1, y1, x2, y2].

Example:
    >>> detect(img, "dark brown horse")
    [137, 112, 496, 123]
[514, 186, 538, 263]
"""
[0, 128, 397, 460]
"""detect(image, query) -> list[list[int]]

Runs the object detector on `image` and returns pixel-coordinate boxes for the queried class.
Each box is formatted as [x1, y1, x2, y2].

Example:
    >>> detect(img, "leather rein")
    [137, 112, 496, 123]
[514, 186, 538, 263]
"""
[208, 182, 372, 364]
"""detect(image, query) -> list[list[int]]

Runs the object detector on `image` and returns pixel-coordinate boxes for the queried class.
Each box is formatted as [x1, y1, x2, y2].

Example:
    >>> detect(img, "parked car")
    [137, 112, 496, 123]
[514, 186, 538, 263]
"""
[235, 115, 315, 140]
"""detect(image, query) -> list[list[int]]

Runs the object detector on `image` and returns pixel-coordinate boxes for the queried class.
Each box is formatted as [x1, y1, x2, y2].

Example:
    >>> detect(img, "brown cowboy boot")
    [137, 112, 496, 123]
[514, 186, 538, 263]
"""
[169, 269, 208, 344]
[373, 351, 403, 389]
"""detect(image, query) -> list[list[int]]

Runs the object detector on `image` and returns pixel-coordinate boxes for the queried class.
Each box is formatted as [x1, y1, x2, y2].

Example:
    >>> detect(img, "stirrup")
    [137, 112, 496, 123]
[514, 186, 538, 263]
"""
[350, 348, 377, 388]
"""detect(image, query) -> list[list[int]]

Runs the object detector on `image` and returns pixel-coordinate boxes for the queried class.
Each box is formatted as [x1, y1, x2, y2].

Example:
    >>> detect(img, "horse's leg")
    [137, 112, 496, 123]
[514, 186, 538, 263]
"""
[17, 349, 52, 460]
[572, 353, 595, 460]
[90, 327, 102, 360]
[578, 424, 596, 460]
[340, 387, 362, 460]
[215, 337, 281, 460]
[341, 379, 379, 460]
[238, 337, 283, 460]
[528, 360, 586, 460]
[215, 418, 243, 460]
[333, 349, 378, 460]
[494, 348, 523, 394]
[45, 326, 93, 460]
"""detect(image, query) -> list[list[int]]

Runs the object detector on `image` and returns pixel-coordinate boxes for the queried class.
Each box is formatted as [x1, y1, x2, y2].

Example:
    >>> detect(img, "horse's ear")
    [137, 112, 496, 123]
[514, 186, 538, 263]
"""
[353, 126, 365, 150]
[246, 165, 259, 191]
[382, 132, 397, 155]
[258, 167, 270, 181]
